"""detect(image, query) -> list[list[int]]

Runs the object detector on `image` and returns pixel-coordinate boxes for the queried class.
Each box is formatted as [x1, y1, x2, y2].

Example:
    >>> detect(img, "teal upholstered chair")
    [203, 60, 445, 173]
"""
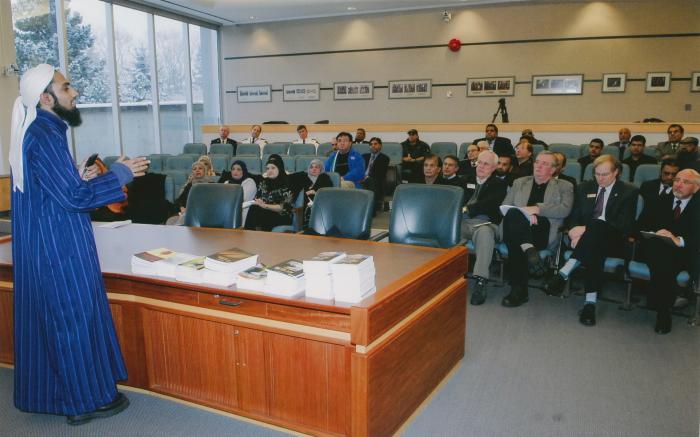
[183, 143, 207, 155]
[307, 188, 374, 240]
[183, 183, 243, 229]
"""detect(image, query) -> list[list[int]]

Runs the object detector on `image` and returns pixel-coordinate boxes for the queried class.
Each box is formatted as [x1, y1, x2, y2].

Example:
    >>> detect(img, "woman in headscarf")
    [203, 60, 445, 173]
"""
[218, 159, 257, 223]
[244, 154, 294, 231]
[166, 161, 207, 225]
[197, 155, 217, 177]
[300, 158, 333, 228]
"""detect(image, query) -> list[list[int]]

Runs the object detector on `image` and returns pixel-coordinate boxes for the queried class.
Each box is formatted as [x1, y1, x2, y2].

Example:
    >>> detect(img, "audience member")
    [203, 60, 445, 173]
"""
[635, 169, 700, 334]
[218, 160, 257, 223]
[656, 124, 684, 160]
[639, 160, 678, 205]
[544, 155, 639, 326]
[460, 143, 479, 178]
[211, 125, 237, 154]
[293, 124, 320, 146]
[197, 155, 217, 177]
[500, 151, 574, 308]
[472, 124, 514, 157]
[418, 154, 445, 185]
[361, 137, 390, 212]
[512, 137, 534, 179]
[622, 134, 657, 181]
[354, 128, 369, 144]
[677, 136, 700, 172]
[167, 161, 208, 225]
[325, 132, 365, 188]
[495, 154, 516, 186]
[577, 138, 604, 176]
[244, 154, 294, 231]
[240, 124, 268, 146]
[608, 127, 631, 160]
[440, 155, 466, 192]
[460, 150, 508, 305]
[298, 159, 333, 228]
[552, 152, 577, 189]
[401, 129, 431, 182]
[521, 128, 548, 149]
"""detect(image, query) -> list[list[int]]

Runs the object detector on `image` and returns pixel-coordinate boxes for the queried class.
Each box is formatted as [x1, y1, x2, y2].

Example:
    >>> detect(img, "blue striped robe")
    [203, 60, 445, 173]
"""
[12, 109, 128, 415]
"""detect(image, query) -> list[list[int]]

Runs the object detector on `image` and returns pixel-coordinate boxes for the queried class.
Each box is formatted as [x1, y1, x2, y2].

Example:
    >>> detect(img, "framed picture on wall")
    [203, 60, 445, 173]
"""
[602, 73, 626, 93]
[691, 72, 700, 92]
[467, 76, 515, 97]
[531, 74, 583, 95]
[646, 72, 671, 92]
[388, 79, 432, 99]
[237, 85, 272, 103]
[333, 81, 373, 100]
[282, 83, 320, 101]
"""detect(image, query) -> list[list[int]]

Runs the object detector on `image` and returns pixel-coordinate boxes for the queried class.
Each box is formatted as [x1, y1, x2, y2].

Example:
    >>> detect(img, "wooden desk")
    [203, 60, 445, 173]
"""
[0, 224, 467, 436]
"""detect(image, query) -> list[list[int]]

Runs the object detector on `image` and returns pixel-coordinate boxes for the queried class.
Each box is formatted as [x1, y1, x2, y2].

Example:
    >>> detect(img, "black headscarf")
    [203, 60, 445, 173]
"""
[218, 159, 251, 184]
[264, 154, 288, 189]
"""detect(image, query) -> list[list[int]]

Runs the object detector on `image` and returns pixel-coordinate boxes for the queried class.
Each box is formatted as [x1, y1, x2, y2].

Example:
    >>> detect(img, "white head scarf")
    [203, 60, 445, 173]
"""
[10, 64, 56, 192]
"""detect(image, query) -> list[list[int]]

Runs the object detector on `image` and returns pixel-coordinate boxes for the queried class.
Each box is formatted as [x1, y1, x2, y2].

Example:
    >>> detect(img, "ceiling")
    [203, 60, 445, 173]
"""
[136, 0, 591, 26]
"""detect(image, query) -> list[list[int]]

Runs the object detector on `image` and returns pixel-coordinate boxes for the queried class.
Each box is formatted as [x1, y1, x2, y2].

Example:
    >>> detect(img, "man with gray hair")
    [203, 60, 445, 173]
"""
[460, 150, 508, 305]
[10, 64, 148, 425]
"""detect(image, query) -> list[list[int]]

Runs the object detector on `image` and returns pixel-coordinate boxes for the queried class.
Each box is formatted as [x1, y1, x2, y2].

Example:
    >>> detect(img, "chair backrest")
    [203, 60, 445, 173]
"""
[532, 144, 545, 156]
[632, 164, 661, 186]
[382, 142, 403, 165]
[166, 154, 198, 171]
[430, 142, 458, 158]
[317, 142, 333, 157]
[161, 170, 189, 199]
[582, 162, 630, 182]
[458, 142, 470, 160]
[561, 162, 582, 182]
[308, 188, 374, 239]
[353, 143, 371, 155]
[644, 145, 657, 158]
[163, 175, 175, 202]
[210, 143, 234, 157]
[295, 155, 319, 172]
[262, 154, 294, 172]
[209, 154, 230, 173]
[549, 144, 580, 160]
[236, 144, 261, 156]
[389, 184, 464, 248]
[263, 143, 290, 156]
[601, 145, 619, 157]
[183, 183, 243, 229]
[236, 155, 262, 174]
[183, 143, 207, 155]
[327, 172, 341, 187]
[288, 143, 316, 156]
[147, 154, 172, 173]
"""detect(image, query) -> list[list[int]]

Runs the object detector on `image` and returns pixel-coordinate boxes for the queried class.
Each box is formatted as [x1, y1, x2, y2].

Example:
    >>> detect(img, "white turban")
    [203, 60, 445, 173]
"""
[10, 64, 56, 192]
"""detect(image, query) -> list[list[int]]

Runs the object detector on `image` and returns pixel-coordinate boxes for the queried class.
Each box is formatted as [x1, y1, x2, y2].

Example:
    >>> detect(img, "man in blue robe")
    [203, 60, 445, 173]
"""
[10, 64, 149, 425]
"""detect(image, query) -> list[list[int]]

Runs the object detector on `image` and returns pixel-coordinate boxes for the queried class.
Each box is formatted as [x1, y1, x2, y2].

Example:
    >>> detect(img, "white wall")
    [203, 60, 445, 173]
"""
[221, 0, 700, 125]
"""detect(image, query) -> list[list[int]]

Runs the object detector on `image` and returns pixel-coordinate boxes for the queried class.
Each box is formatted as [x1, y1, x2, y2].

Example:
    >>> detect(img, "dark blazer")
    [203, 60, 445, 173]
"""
[512, 157, 533, 179]
[639, 178, 672, 208]
[557, 174, 577, 190]
[608, 141, 630, 160]
[569, 179, 639, 235]
[472, 136, 513, 157]
[622, 154, 657, 181]
[362, 152, 390, 182]
[210, 137, 238, 154]
[462, 174, 508, 223]
[577, 155, 595, 177]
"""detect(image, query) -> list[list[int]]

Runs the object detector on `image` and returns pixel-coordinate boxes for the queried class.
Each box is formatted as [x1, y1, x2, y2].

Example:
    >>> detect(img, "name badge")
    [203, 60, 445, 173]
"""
[467, 183, 476, 189]
[587, 193, 597, 198]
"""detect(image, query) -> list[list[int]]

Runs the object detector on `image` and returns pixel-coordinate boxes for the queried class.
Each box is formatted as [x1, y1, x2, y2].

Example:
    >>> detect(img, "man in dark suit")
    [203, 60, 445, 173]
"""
[577, 138, 604, 178]
[210, 126, 237, 154]
[639, 160, 678, 206]
[608, 127, 632, 160]
[545, 155, 639, 326]
[495, 154, 516, 187]
[656, 124, 684, 160]
[500, 151, 574, 308]
[361, 137, 390, 213]
[677, 136, 700, 173]
[472, 123, 514, 158]
[552, 152, 577, 189]
[622, 135, 657, 181]
[635, 169, 700, 333]
[458, 150, 508, 305]
[439, 154, 467, 196]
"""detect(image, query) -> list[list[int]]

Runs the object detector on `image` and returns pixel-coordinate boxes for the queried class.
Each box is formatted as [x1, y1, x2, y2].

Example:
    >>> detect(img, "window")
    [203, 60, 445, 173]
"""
[190, 24, 220, 143]
[11, 0, 59, 74]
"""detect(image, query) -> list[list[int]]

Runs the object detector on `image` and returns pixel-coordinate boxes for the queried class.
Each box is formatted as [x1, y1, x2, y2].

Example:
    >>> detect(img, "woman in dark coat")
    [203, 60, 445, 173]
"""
[244, 154, 295, 231]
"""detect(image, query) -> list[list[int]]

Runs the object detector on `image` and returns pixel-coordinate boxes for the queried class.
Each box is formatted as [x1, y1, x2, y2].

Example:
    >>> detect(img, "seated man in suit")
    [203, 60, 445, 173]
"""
[656, 124, 684, 160]
[417, 154, 445, 185]
[472, 123, 514, 157]
[635, 169, 700, 334]
[522, 128, 548, 149]
[495, 154, 516, 187]
[240, 124, 268, 146]
[361, 137, 390, 212]
[545, 155, 639, 326]
[211, 126, 237, 154]
[292, 124, 319, 146]
[552, 152, 577, 189]
[459, 143, 479, 178]
[640, 160, 678, 206]
[459, 150, 508, 305]
[500, 151, 575, 308]
[440, 155, 466, 192]
[401, 129, 431, 182]
[512, 137, 534, 179]
[677, 136, 700, 172]
[622, 135, 657, 181]
[354, 128, 369, 144]
[608, 127, 632, 160]
[577, 138, 604, 177]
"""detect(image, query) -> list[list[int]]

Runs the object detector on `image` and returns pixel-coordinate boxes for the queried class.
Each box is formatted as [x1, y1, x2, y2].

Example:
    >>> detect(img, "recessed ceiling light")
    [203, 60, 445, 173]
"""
[346, 6, 357, 11]
[249, 16, 255, 19]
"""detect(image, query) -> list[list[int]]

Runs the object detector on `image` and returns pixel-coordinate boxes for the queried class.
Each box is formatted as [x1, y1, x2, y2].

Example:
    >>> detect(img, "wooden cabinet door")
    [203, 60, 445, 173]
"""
[233, 326, 268, 415]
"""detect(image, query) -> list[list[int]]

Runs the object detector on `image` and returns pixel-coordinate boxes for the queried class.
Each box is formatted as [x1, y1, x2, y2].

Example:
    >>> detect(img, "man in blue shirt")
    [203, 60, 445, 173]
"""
[325, 131, 365, 188]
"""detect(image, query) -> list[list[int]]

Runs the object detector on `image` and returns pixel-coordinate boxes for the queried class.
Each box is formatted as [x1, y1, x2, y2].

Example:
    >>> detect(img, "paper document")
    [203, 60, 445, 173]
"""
[98, 220, 132, 228]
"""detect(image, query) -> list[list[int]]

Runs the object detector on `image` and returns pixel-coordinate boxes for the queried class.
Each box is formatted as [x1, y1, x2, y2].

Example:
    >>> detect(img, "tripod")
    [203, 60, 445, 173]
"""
[491, 98, 509, 123]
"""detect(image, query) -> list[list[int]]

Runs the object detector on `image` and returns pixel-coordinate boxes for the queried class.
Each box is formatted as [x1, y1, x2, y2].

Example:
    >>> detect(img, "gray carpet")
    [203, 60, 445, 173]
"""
[1, 252, 698, 436]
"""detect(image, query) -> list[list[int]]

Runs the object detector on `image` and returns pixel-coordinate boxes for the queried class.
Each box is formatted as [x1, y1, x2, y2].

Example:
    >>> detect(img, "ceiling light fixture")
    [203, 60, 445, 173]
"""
[346, 6, 357, 11]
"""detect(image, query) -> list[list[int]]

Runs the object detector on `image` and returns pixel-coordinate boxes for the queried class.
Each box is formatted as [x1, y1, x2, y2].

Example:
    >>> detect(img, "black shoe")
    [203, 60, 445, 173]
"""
[67, 392, 130, 426]
[525, 247, 547, 277]
[501, 285, 529, 307]
[654, 312, 672, 334]
[579, 303, 596, 326]
[544, 273, 567, 297]
[470, 278, 487, 305]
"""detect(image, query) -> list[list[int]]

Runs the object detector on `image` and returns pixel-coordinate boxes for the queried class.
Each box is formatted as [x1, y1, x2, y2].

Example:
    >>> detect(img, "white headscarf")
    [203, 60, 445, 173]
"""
[10, 64, 56, 192]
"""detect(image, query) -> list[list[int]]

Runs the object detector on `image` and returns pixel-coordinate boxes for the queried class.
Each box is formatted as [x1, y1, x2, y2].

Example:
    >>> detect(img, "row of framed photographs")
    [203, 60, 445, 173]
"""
[237, 72, 700, 102]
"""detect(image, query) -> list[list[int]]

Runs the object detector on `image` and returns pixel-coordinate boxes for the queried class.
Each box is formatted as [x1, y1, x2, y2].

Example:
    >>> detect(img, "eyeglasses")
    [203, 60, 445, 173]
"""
[662, 171, 678, 176]
[594, 172, 612, 177]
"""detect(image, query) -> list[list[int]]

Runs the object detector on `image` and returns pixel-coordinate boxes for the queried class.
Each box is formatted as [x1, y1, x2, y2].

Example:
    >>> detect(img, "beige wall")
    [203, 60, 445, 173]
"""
[221, 0, 700, 125]
[0, 0, 17, 175]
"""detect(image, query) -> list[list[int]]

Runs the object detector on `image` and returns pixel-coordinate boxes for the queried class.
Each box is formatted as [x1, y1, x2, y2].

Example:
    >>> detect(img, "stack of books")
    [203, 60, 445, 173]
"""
[265, 259, 305, 298]
[330, 254, 376, 303]
[155, 252, 202, 278]
[202, 248, 259, 286]
[236, 265, 268, 292]
[303, 252, 346, 300]
[131, 248, 176, 275]
[174, 256, 206, 284]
